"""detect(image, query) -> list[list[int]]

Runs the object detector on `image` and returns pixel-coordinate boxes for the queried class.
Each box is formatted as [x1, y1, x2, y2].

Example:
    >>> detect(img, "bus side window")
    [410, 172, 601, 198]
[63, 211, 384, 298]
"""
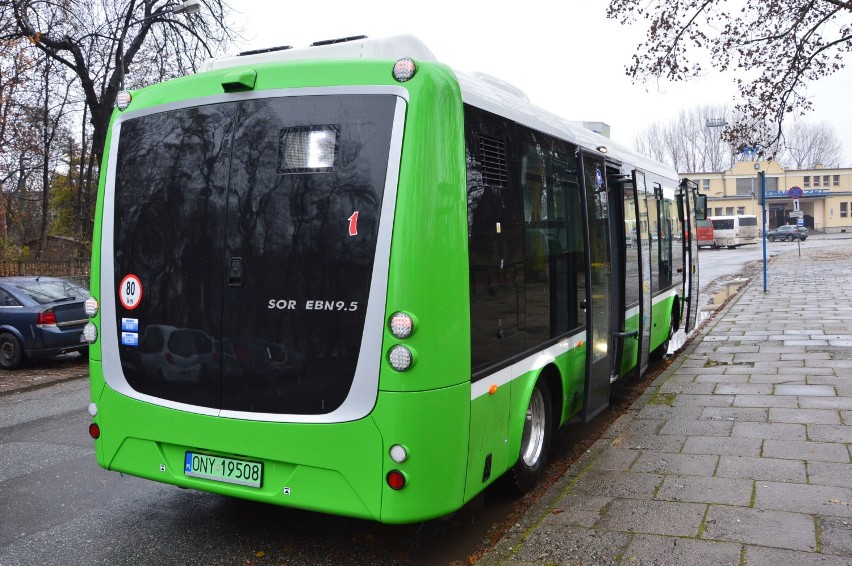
[465, 106, 526, 372]
[520, 135, 583, 345]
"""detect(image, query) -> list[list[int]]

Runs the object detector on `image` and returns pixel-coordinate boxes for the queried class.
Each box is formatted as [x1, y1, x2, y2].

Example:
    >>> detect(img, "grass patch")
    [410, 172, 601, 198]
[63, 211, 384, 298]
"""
[649, 391, 677, 406]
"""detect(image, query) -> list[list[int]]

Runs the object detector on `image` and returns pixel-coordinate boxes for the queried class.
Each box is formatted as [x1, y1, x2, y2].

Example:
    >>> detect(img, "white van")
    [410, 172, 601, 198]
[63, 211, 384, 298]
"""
[709, 215, 759, 248]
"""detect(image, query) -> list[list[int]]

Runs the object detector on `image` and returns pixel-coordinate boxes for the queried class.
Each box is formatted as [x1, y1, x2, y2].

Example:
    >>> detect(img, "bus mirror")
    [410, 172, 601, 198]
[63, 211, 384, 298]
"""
[694, 194, 708, 220]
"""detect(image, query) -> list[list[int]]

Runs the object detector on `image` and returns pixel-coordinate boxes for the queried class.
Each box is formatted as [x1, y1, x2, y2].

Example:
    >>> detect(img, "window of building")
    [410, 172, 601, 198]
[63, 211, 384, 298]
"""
[823, 175, 830, 186]
[833, 175, 840, 186]
[814, 176, 820, 187]
[841, 202, 848, 218]
[735, 178, 754, 196]
[702, 179, 710, 191]
[766, 177, 778, 191]
[737, 207, 745, 215]
[714, 207, 724, 216]
[725, 207, 734, 215]
[804, 176, 810, 187]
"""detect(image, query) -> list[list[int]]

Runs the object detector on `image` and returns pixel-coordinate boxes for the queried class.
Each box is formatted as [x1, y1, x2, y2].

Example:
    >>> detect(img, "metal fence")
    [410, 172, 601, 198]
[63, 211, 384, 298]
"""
[0, 260, 91, 288]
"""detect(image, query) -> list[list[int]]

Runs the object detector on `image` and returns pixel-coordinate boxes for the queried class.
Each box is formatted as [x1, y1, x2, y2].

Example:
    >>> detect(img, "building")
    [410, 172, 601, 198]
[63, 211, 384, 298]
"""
[681, 161, 852, 233]
[24, 235, 89, 261]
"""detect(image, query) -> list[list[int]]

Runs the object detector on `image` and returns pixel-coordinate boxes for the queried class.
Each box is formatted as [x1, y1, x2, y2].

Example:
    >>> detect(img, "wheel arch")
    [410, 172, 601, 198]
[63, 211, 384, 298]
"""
[0, 326, 28, 351]
[508, 362, 564, 462]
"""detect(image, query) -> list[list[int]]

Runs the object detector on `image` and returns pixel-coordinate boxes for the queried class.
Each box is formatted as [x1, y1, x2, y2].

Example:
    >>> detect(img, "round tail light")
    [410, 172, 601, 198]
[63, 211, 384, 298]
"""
[392, 58, 416, 82]
[386, 470, 406, 490]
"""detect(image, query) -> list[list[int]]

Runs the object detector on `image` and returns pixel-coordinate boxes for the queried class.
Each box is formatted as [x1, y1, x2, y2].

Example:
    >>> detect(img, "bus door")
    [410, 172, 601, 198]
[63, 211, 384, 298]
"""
[580, 152, 612, 421]
[678, 179, 700, 333]
[633, 170, 653, 375]
[605, 167, 632, 381]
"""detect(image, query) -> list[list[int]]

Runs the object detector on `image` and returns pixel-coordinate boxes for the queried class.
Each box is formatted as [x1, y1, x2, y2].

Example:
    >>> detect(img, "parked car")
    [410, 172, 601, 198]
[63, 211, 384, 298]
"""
[0, 276, 90, 369]
[767, 224, 808, 241]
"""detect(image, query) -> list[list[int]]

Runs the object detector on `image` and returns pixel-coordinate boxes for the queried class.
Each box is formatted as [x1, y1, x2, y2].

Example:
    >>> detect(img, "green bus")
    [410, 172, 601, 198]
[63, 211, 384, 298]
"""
[83, 35, 706, 524]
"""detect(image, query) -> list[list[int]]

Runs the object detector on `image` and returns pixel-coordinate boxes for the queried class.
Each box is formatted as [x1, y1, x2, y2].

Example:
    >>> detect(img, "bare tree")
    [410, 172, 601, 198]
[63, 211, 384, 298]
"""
[1, 0, 238, 173]
[607, 0, 852, 156]
[633, 105, 735, 172]
[779, 120, 843, 169]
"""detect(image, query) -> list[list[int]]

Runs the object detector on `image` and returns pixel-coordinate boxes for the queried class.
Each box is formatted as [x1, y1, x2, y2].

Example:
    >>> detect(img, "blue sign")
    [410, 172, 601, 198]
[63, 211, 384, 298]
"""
[788, 186, 803, 199]
[765, 188, 827, 199]
[121, 332, 139, 347]
[797, 218, 804, 227]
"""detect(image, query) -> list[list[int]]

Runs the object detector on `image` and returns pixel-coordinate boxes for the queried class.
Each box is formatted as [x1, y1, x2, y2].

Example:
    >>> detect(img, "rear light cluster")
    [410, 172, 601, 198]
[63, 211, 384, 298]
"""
[387, 444, 409, 491]
[82, 297, 99, 344]
[386, 312, 416, 490]
[387, 312, 415, 372]
[85, 301, 100, 441]
[36, 309, 58, 328]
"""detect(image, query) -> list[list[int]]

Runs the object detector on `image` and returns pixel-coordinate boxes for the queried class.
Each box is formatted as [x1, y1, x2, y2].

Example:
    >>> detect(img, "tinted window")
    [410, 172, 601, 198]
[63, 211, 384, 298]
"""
[739, 217, 758, 226]
[713, 219, 734, 230]
[114, 95, 397, 414]
[465, 105, 584, 376]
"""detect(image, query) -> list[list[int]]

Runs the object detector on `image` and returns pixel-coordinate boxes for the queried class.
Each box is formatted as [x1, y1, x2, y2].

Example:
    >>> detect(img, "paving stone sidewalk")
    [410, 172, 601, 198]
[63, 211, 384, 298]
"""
[481, 242, 852, 565]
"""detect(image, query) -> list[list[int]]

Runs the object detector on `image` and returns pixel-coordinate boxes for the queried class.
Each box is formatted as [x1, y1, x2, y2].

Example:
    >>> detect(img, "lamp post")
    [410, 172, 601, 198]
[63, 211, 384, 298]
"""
[706, 118, 728, 169]
[116, 0, 201, 91]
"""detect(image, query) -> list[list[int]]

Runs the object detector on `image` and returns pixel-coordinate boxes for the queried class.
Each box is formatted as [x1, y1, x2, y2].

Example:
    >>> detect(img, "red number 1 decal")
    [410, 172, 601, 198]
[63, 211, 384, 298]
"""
[348, 211, 359, 236]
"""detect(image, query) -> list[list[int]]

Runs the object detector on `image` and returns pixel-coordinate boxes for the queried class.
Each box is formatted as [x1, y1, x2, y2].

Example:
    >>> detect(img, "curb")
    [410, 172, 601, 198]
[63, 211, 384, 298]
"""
[0, 371, 88, 398]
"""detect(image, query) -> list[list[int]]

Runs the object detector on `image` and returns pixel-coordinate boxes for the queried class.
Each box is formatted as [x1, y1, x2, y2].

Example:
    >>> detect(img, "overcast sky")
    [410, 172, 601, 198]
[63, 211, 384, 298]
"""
[232, 1, 852, 168]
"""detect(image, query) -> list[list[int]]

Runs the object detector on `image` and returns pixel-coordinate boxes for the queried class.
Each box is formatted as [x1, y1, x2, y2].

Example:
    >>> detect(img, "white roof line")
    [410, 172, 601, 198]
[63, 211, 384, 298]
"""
[204, 34, 677, 180]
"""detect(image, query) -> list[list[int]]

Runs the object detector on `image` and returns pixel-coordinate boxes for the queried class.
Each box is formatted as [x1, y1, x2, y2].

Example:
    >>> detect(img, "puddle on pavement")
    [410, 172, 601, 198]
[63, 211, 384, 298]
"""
[698, 278, 747, 322]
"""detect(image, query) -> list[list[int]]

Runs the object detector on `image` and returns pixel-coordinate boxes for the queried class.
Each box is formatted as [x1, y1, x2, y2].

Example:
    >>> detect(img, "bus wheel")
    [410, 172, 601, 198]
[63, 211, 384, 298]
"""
[651, 314, 677, 360]
[511, 378, 552, 493]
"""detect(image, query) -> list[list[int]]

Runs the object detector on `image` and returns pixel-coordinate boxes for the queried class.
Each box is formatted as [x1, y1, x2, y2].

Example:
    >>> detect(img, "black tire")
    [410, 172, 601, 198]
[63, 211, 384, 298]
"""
[786, 234, 794, 241]
[511, 378, 553, 493]
[768, 236, 775, 242]
[0, 332, 24, 370]
[651, 312, 677, 360]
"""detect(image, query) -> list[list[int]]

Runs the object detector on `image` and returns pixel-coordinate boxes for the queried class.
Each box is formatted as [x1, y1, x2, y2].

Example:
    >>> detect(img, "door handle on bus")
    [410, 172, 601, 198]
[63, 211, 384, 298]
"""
[228, 257, 243, 286]
[613, 330, 639, 340]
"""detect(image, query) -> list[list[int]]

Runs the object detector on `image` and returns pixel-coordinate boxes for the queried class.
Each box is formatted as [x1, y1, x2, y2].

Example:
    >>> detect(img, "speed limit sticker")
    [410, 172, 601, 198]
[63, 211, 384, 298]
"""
[119, 274, 143, 310]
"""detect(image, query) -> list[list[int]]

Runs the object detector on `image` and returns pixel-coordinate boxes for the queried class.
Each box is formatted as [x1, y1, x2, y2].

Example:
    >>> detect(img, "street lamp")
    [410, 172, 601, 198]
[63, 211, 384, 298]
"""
[706, 118, 729, 168]
[116, 1, 200, 92]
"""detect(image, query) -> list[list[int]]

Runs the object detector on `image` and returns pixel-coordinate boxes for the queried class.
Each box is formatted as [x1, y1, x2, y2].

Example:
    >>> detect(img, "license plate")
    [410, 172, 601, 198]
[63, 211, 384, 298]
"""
[184, 452, 262, 488]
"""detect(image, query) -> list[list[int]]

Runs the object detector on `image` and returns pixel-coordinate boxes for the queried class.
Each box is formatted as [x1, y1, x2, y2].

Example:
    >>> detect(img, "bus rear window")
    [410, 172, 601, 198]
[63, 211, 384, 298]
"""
[739, 217, 758, 226]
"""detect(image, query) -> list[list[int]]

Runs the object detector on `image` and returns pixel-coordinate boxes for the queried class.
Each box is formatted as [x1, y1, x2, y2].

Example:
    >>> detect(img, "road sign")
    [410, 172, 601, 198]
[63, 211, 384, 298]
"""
[793, 198, 800, 212]
[797, 217, 805, 227]
[789, 210, 803, 218]
[788, 186, 803, 199]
